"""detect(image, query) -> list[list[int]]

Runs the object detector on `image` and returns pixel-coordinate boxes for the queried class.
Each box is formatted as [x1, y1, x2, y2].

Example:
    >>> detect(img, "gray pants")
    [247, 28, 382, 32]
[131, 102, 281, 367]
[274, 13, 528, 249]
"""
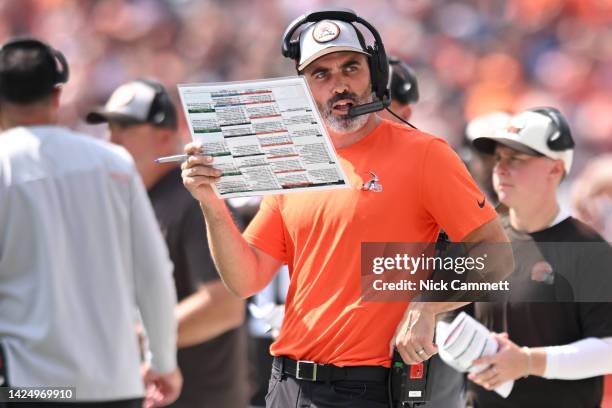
[424, 354, 466, 408]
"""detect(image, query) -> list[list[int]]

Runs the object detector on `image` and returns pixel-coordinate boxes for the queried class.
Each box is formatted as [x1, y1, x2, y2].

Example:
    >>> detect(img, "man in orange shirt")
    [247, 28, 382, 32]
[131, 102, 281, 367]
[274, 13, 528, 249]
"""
[181, 9, 511, 407]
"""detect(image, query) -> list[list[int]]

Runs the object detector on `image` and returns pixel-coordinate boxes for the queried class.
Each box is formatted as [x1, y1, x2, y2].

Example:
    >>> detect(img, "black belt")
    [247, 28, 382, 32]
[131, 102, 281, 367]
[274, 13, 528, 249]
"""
[273, 356, 389, 383]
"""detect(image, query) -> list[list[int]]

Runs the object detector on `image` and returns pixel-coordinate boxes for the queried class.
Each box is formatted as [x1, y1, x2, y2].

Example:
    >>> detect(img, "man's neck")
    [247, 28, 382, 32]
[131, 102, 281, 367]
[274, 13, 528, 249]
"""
[327, 114, 380, 149]
[509, 196, 560, 233]
[0, 107, 56, 130]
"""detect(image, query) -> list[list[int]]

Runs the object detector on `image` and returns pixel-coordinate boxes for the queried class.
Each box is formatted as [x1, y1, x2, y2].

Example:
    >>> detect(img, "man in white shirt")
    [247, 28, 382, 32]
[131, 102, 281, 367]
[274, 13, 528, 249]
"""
[0, 38, 181, 407]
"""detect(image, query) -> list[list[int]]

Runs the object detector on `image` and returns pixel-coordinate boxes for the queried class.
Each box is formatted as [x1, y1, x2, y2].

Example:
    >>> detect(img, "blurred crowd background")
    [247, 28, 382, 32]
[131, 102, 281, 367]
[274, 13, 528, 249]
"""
[2, 0, 611, 161]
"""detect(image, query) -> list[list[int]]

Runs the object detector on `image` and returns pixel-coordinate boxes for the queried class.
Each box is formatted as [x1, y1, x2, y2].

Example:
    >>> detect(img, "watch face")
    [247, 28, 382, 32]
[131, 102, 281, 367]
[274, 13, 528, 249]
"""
[312, 20, 341, 43]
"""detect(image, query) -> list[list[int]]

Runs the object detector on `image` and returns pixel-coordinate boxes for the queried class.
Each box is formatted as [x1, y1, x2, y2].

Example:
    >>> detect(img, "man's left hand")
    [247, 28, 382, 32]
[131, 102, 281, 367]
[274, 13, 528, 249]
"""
[392, 303, 438, 364]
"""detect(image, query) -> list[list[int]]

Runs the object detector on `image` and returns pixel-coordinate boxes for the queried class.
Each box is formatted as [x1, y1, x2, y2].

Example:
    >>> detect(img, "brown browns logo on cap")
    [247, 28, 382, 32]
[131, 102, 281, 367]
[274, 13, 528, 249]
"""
[312, 20, 341, 43]
[505, 116, 527, 135]
[505, 124, 524, 135]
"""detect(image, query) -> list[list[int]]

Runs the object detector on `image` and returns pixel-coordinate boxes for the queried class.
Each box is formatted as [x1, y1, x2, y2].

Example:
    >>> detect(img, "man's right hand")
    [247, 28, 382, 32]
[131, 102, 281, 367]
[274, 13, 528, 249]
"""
[181, 142, 223, 203]
[142, 365, 183, 408]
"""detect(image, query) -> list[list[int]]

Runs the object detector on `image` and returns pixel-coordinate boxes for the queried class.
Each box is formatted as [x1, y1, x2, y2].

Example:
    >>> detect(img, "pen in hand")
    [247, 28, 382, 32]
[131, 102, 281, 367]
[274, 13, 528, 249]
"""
[155, 144, 206, 163]
[155, 148, 210, 163]
[154, 154, 192, 164]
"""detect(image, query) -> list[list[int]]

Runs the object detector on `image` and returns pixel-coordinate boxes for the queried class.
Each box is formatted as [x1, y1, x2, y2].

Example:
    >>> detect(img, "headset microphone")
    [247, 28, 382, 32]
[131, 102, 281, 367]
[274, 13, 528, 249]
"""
[348, 98, 390, 117]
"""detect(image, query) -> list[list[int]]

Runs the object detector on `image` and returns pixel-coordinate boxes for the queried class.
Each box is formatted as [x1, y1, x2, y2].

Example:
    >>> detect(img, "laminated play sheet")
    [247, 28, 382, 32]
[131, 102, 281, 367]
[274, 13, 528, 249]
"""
[177, 77, 350, 198]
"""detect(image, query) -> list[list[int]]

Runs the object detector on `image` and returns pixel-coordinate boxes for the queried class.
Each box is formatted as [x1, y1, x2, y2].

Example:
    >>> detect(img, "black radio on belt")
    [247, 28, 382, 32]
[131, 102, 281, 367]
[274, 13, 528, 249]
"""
[389, 349, 430, 408]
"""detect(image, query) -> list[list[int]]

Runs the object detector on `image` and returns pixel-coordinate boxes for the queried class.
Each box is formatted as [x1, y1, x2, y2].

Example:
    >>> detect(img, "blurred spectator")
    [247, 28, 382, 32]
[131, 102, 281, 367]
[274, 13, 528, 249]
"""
[570, 154, 612, 240]
[0, 0, 607, 160]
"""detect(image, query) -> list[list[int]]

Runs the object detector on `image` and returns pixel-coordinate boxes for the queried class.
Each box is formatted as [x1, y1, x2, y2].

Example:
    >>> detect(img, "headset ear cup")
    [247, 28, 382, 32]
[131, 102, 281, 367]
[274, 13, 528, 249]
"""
[377, 46, 389, 100]
[51, 48, 69, 84]
[365, 46, 379, 97]
[366, 44, 388, 102]
[531, 107, 575, 151]
[547, 109, 574, 150]
[289, 40, 300, 61]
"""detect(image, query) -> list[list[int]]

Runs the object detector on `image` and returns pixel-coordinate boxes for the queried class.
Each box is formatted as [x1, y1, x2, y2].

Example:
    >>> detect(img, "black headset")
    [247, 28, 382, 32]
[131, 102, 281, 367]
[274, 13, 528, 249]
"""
[281, 8, 390, 114]
[0, 37, 69, 85]
[388, 57, 419, 105]
[528, 107, 574, 151]
[136, 78, 177, 129]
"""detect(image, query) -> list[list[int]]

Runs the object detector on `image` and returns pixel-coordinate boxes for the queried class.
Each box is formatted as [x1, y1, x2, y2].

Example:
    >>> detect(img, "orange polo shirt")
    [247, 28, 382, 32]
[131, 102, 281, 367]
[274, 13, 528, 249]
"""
[244, 119, 496, 367]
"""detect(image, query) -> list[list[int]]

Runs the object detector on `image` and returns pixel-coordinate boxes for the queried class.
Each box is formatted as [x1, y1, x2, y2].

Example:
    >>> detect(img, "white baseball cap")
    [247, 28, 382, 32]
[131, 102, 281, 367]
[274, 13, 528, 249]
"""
[471, 108, 575, 173]
[465, 111, 512, 142]
[86, 79, 177, 129]
[297, 19, 369, 71]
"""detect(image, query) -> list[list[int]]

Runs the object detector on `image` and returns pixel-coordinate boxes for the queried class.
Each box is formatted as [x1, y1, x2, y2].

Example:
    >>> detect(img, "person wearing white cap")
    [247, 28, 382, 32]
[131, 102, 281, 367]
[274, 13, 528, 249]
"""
[467, 107, 612, 407]
[86, 79, 249, 408]
[181, 9, 512, 407]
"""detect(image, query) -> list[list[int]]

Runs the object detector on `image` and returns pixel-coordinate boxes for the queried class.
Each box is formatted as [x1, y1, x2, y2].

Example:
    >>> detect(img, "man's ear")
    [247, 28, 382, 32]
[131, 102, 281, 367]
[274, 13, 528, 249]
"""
[396, 104, 412, 121]
[157, 127, 176, 146]
[550, 159, 565, 182]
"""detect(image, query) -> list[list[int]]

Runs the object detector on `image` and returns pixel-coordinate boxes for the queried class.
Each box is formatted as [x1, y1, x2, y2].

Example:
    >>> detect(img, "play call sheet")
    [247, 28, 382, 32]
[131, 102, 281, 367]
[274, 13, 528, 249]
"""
[177, 77, 350, 198]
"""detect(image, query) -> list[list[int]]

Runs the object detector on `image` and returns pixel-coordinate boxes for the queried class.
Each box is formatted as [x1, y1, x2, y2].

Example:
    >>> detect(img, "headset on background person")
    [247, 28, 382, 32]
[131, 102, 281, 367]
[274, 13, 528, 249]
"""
[388, 57, 419, 106]
[529, 107, 574, 152]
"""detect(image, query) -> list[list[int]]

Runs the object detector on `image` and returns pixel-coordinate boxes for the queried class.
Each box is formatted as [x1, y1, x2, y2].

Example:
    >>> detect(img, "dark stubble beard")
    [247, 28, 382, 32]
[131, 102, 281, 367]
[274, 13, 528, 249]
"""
[317, 88, 374, 133]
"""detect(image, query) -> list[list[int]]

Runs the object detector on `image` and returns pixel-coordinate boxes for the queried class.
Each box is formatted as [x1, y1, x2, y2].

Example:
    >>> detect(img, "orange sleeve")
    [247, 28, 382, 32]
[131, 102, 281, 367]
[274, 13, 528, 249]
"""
[421, 138, 497, 241]
[243, 195, 287, 263]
